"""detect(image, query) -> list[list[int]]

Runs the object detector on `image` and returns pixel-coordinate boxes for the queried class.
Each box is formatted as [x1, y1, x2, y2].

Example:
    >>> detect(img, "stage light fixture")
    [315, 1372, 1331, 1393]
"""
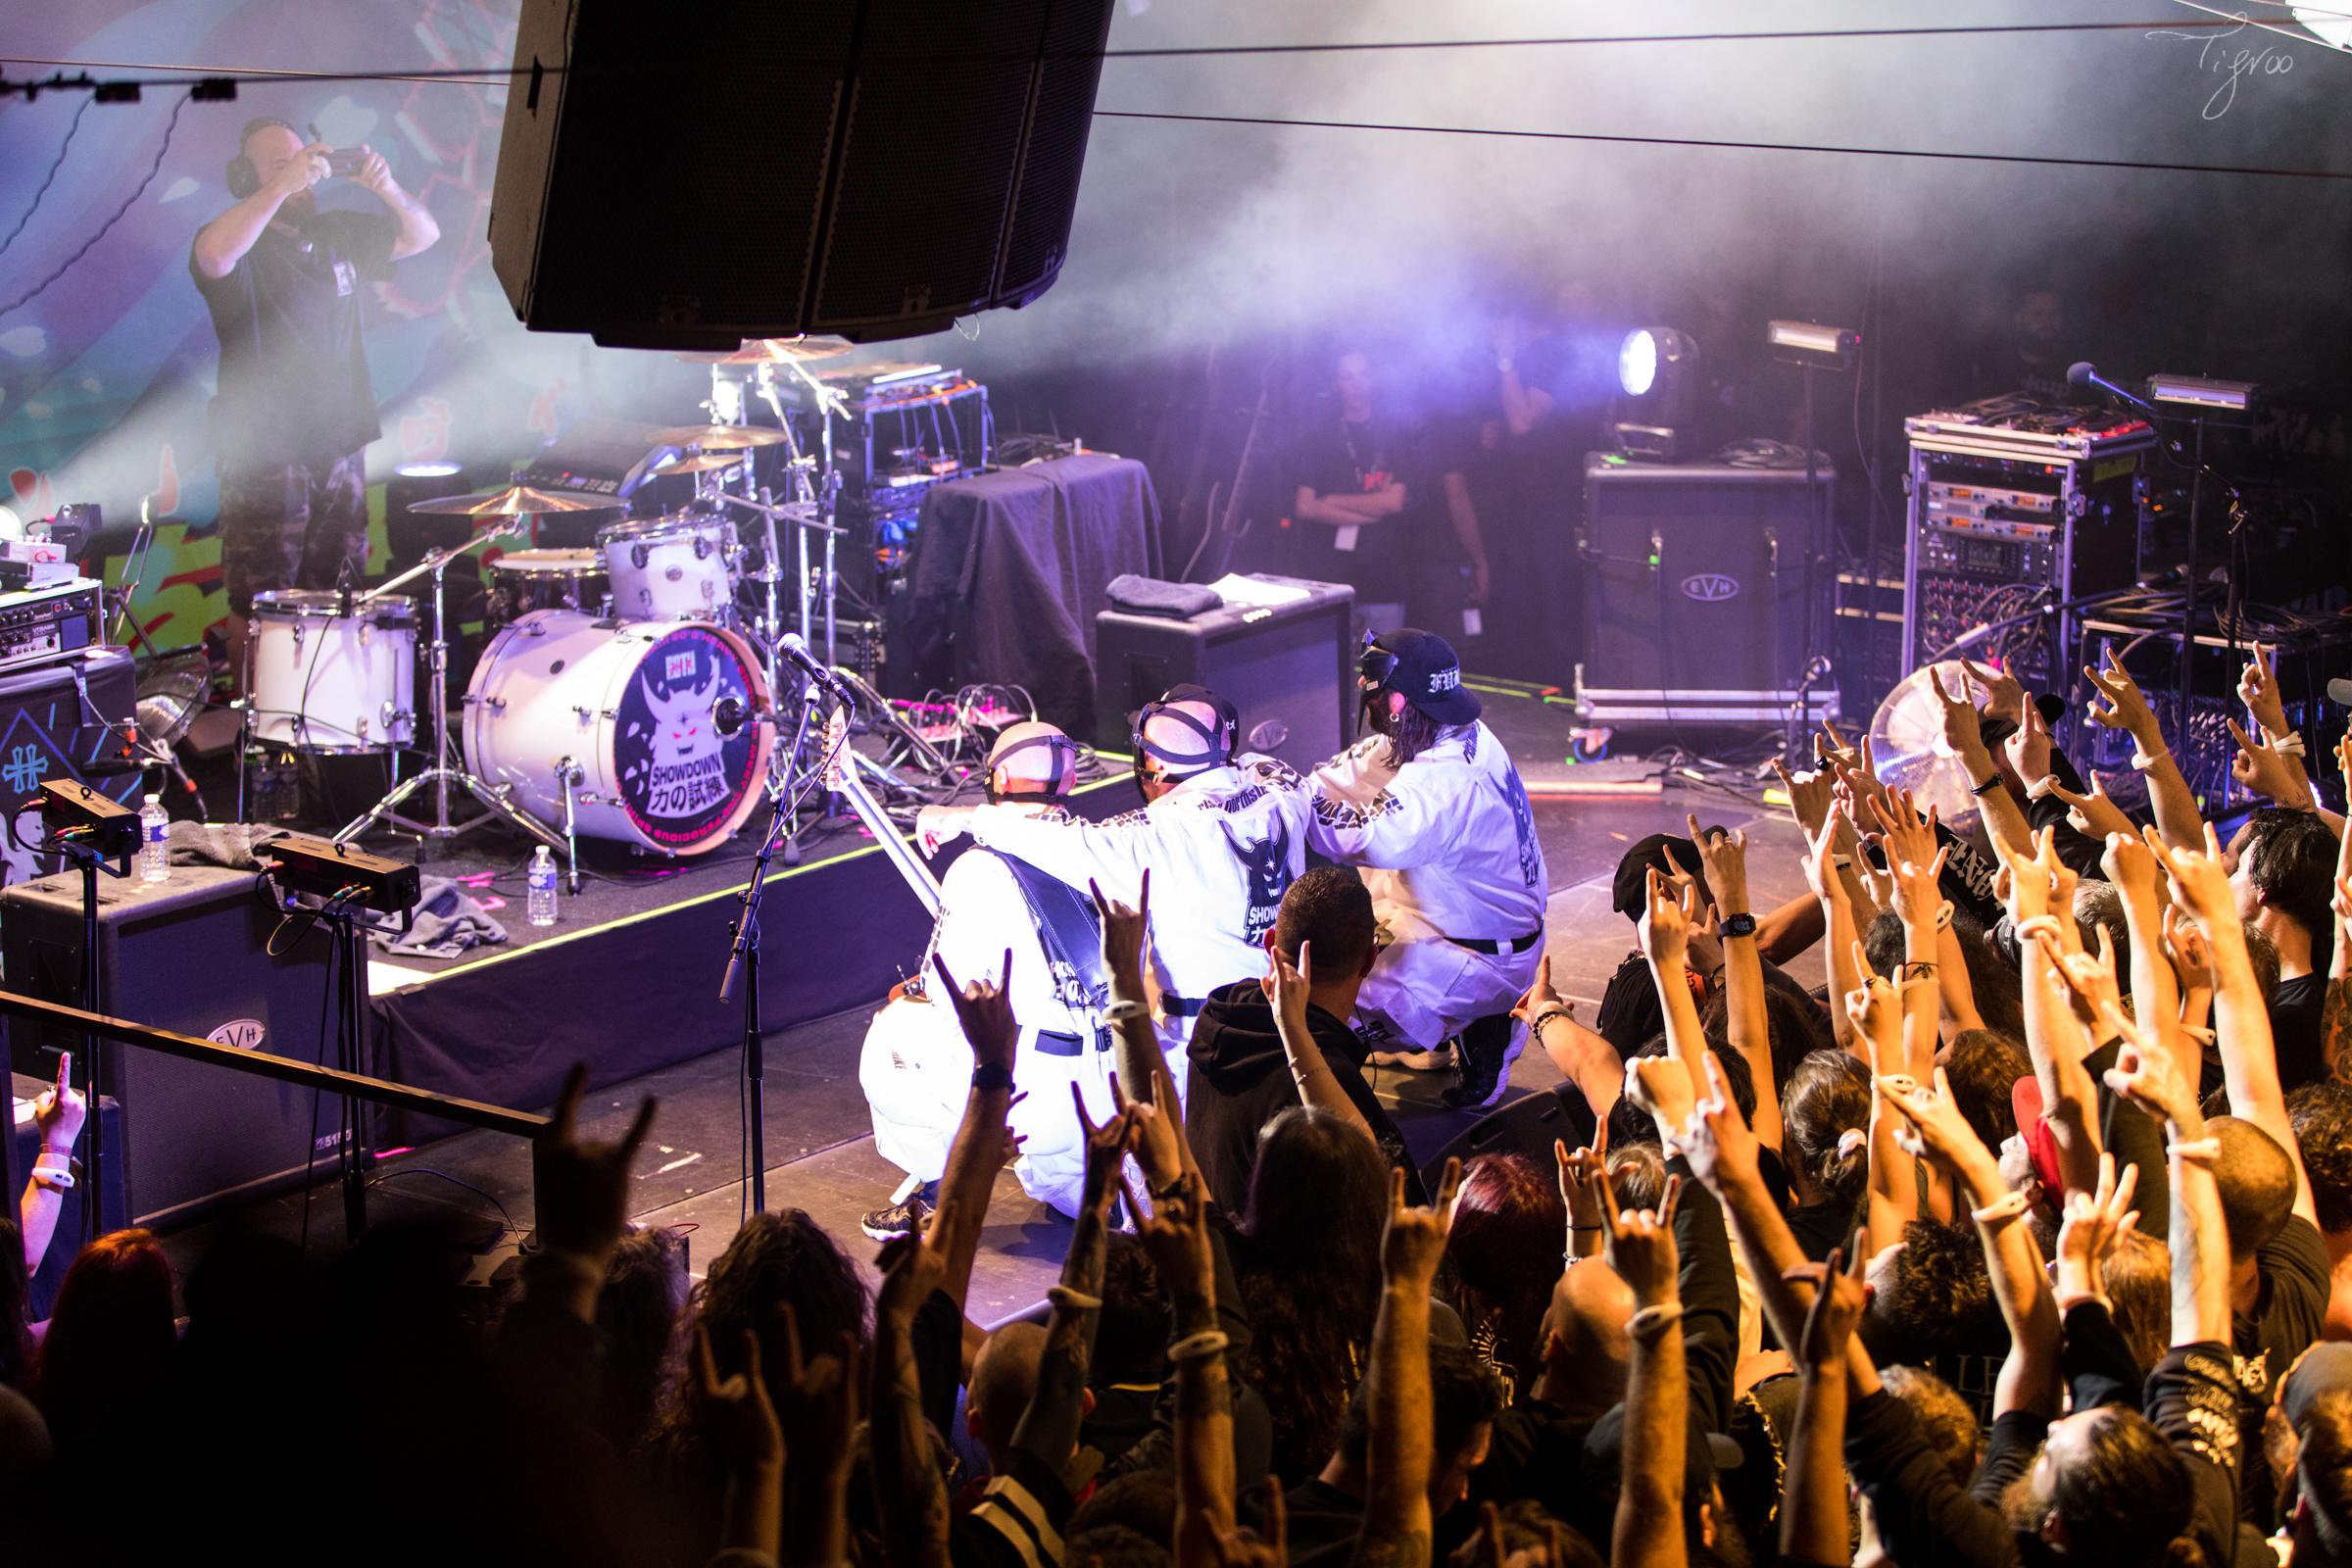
[2147, 371, 2257, 414]
[1612, 327, 1697, 462]
[1767, 319, 1860, 369]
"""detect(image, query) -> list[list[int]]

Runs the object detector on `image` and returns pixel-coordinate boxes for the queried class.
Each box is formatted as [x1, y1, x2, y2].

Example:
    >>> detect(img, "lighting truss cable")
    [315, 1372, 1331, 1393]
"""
[0, 93, 90, 265]
[0, 89, 189, 318]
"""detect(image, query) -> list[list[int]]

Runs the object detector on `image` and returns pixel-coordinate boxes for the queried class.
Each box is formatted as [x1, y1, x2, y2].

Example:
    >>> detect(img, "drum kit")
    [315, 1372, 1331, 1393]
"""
[240, 332, 944, 883]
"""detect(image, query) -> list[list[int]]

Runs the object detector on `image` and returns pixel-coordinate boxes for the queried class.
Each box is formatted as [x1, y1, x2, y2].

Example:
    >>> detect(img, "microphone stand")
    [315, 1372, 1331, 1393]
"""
[715, 679, 829, 1216]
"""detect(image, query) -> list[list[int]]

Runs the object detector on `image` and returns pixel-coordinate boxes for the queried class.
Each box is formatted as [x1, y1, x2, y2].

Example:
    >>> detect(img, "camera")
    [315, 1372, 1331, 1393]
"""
[325, 147, 368, 178]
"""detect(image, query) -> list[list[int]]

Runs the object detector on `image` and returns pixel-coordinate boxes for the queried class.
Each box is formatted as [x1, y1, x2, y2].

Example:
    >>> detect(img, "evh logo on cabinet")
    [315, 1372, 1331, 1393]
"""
[1680, 573, 1740, 603]
[207, 1018, 268, 1052]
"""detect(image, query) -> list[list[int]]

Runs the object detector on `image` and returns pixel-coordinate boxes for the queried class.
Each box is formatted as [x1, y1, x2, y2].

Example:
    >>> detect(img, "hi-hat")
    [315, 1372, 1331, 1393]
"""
[645, 423, 790, 451]
[674, 336, 853, 366]
[647, 452, 748, 476]
[405, 485, 623, 516]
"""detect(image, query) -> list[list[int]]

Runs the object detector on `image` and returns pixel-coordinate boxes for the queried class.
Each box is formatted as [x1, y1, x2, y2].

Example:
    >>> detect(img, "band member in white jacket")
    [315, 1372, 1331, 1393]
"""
[858, 721, 1114, 1238]
[1305, 628, 1549, 1109]
[915, 685, 1308, 1064]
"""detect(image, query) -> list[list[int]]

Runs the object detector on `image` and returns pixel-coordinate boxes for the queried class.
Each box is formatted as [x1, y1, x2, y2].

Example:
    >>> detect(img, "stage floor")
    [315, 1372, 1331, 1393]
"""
[158, 681, 1816, 1324]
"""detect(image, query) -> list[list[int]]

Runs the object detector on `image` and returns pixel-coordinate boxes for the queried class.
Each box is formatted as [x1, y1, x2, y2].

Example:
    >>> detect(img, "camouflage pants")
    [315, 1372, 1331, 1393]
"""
[218, 451, 368, 615]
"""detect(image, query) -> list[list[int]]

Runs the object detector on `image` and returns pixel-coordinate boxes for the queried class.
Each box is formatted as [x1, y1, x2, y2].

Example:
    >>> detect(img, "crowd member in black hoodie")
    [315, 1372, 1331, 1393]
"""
[1186, 865, 1423, 1214]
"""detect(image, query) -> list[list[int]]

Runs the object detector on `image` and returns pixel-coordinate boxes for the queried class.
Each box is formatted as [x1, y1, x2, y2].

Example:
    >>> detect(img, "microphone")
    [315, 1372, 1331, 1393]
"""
[336, 557, 358, 618]
[2065, 361, 2156, 414]
[777, 632, 859, 709]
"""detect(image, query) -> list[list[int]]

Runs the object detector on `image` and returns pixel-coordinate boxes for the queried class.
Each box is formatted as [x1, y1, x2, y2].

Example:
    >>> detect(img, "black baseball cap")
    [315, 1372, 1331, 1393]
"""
[1360, 627, 1481, 726]
[1611, 833, 1711, 920]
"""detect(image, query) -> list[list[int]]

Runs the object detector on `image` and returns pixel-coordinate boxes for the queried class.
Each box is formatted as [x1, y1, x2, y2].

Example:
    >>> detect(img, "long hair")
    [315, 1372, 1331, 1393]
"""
[1781, 1049, 1871, 1219]
[1445, 1154, 1566, 1398]
[1235, 1106, 1391, 1483]
[1366, 693, 1446, 767]
[33, 1228, 176, 1448]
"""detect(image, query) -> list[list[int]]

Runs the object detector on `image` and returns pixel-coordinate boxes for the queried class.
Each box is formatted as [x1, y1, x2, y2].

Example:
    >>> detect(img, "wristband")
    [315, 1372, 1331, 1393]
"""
[29, 1165, 74, 1191]
[1969, 772, 2005, 798]
[1935, 900, 1956, 931]
[1718, 911, 1758, 940]
[1532, 1004, 1577, 1038]
[1102, 998, 1147, 1024]
[2130, 750, 2162, 772]
[2026, 775, 2061, 802]
[1569, 1223, 1603, 1232]
[1970, 1190, 2031, 1226]
[1168, 1329, 1230, 1365]
[2179, 1023, 2217, 1047]
[1831, 854, 1853, 871]
[1048, 1284, 1103, 1310]
[971, 1061, 1014, 1093]
[2273, 730, 2307, 758]
[2169, 1133, 2220, 1164]
[1628, 1302, 1684, 1342]
[2014, 914, 2064, 943]
[1901, 958, 1939, 980]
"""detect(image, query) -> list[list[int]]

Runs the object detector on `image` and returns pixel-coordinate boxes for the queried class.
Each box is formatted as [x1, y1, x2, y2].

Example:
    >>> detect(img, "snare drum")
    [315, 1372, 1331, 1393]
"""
[247, 590, 416, 752]
[463, 609, 772, 856]
[487, 549, 609, 629]
[598, 513, 735, 622]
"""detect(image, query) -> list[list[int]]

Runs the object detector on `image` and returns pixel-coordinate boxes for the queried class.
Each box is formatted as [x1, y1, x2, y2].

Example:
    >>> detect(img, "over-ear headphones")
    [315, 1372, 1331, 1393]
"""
[224, 117, 297, 199]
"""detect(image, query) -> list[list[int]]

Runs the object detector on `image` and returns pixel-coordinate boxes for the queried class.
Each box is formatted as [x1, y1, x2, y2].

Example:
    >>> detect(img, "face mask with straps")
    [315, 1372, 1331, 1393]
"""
[986, 731, 1085, 803]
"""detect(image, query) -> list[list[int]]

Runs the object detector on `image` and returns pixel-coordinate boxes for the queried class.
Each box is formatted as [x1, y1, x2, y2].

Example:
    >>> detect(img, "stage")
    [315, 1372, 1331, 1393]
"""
[149, 679, 1817, 1324]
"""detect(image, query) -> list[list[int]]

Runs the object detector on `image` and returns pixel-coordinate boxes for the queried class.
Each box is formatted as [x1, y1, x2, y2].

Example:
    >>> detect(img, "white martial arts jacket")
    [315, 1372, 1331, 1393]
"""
[963, 758, 1310, 1017]
[1304, 720, 1549, 947]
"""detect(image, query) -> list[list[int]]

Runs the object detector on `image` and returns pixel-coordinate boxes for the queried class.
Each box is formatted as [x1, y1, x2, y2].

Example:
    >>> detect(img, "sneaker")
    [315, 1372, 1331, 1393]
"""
[860, 1191, 934, 1243]
[1369, 1043, 1455, 1073]
[1440, 1014, 1526, 1111]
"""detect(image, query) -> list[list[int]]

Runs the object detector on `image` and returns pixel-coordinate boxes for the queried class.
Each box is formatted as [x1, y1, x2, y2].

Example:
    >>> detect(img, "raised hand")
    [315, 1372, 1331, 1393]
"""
[1381, 1157, 1462, 1294]
[769, 1300, 860, 1479]
[1675, 1051, 1761, 1193]
[1799, 813, 1847, 906]
[1965, 659, 2027, 725]
[2161, 904, 2214, 994]
[2227, 717, 2307, 806]
[933, 949, 1018, 1074]
[1262, 937, 1314, 1042]
[1783, 1243, 1871, 1371]
[1596, 1162, 1683, 1306]
[1090, 870, 1152, 995]
[31, 1049, 84, 1153]
[1772, 757, 1836, 839]
[696, 1321, 784, 1476]
[2036, 923, 2124, 1022]
[2083, 648, 2159, 742]
[2152, 821, 2235, 928]
[2050, 772, 2137, 842]
[1206, 1483, 1288, 1568]
[1555, 1119, 1610, 1232]
[1637, 866, 1694, 969]
[1843, 942, 1902, 1055]
[2238, 642, 2289, 738]
[535, 1064, 658, 1262]
[2099, 825, 2161, 899]
[1512, 954, 1568, 1031]
[353, 145, 399, 199]
[2004, 700, 2055, 787]
[2054, 1152, 2140, 1306]
[1930, 663, 1987, 760]
[1628, 1052, 1698, 1139]
[2099, 1014, 2196, 1128]
[1072, 1084, 1138, 1215]
[1873, 1064, 1992, 1177]
[874, 1231, 950, 1322]
[1136, 1168, 1215, 1302]
[1687, 814, 1750, 915]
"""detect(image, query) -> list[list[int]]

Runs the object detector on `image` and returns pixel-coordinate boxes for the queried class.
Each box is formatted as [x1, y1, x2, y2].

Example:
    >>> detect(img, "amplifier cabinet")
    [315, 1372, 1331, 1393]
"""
[0, 648, 140, 893]
[1094, 575, 1355, 774]
[1574, 456, 1838, 725]
[3, 864, 345, 1229]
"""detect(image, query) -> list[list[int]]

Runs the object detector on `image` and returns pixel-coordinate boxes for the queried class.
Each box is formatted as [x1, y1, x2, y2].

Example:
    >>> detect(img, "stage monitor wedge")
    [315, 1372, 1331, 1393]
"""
[489, 0, 1116, 350]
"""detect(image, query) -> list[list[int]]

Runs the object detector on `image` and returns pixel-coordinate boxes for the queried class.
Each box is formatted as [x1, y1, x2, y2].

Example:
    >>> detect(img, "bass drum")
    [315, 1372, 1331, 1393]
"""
[463, 610, 774, 856]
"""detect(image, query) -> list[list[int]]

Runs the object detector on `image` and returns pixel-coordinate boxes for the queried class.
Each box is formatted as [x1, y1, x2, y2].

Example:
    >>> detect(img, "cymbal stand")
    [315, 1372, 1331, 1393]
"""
[334, 526, 569, 863]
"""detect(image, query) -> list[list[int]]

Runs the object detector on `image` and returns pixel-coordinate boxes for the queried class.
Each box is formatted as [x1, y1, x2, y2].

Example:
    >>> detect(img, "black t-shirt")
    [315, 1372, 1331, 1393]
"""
[2231, 1212, 2330, 1524]
[1288, 413, 1431, 600]
[1277, 1478, 1367, 1568]
[2270, 973, 2328, 1092]
[191, 206, 398, 468]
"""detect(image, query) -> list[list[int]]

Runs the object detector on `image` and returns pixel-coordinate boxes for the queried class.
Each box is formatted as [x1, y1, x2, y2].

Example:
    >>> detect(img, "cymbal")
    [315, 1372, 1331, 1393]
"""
[675, 336, 854, 366]
[645, 423, 790, 451]
[648, 452, 747, 476]
[405, 485, 622, 516]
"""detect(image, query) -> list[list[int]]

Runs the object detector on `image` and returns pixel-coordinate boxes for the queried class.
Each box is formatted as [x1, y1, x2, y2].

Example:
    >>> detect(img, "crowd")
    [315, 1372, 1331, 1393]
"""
[3, 636, 2350, 1568]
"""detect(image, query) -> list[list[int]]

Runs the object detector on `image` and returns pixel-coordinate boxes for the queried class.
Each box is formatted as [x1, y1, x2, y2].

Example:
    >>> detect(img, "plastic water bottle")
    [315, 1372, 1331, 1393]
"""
[526, 846, 559, 927]
[139, 794, 169, 883]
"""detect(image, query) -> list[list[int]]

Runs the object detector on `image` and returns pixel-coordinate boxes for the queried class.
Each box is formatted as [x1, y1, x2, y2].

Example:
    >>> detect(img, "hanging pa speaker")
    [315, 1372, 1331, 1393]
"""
[488, 0, 1116, 349]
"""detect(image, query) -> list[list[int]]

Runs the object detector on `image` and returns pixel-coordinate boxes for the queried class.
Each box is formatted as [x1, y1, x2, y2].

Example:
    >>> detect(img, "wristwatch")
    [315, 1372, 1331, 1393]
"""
[971, 1061, 1014, 1093]
[1718, 911, 1758, 939]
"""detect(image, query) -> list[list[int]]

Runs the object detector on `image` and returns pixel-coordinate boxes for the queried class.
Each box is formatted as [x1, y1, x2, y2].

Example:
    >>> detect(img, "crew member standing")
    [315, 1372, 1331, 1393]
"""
[1306, 628, 1549, 1110]
[915, 685, 1309, 1078]
[190, 118, 440, 684]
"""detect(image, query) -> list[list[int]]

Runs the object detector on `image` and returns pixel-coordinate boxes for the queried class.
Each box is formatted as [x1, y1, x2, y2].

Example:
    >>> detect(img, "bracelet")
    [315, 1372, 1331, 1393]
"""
[29, 1166, 74, 1191]
[1049, 1284, 1103, 1310]
[2014, 914, 2064, 942]
[1102, 998, 1147, 1024]
[2274, 730, 2308, 758]
[1970, 1190, 2032, 1226]
[1969, 772, 2005, 798]
[2025, 775, 2060, 801]
[2179, 1023, 2217, 1047]
[2130, 750, 2161, 772]
[2169, 1134, 2221, 1164]
[1168, 1329, 1231, 1365]
[1570, 1223, 1603, 1232]
[1532, 1004, 1577, 1038]
[1901, 958, 1939, 979]
[1628, 1302, 1684, 1342]
[1831, 854, 1853, 871]
[1935, 900, 1956, 931]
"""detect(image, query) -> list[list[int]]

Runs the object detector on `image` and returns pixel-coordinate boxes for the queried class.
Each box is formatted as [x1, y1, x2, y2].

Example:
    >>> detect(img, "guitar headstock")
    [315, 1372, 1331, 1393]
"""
[821, 704, 851, 791]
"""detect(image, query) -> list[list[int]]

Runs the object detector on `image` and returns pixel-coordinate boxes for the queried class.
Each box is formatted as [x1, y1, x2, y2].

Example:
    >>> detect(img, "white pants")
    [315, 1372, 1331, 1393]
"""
[1351, 931, 1542, 1051]
[857, 996, 1129, 1219]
